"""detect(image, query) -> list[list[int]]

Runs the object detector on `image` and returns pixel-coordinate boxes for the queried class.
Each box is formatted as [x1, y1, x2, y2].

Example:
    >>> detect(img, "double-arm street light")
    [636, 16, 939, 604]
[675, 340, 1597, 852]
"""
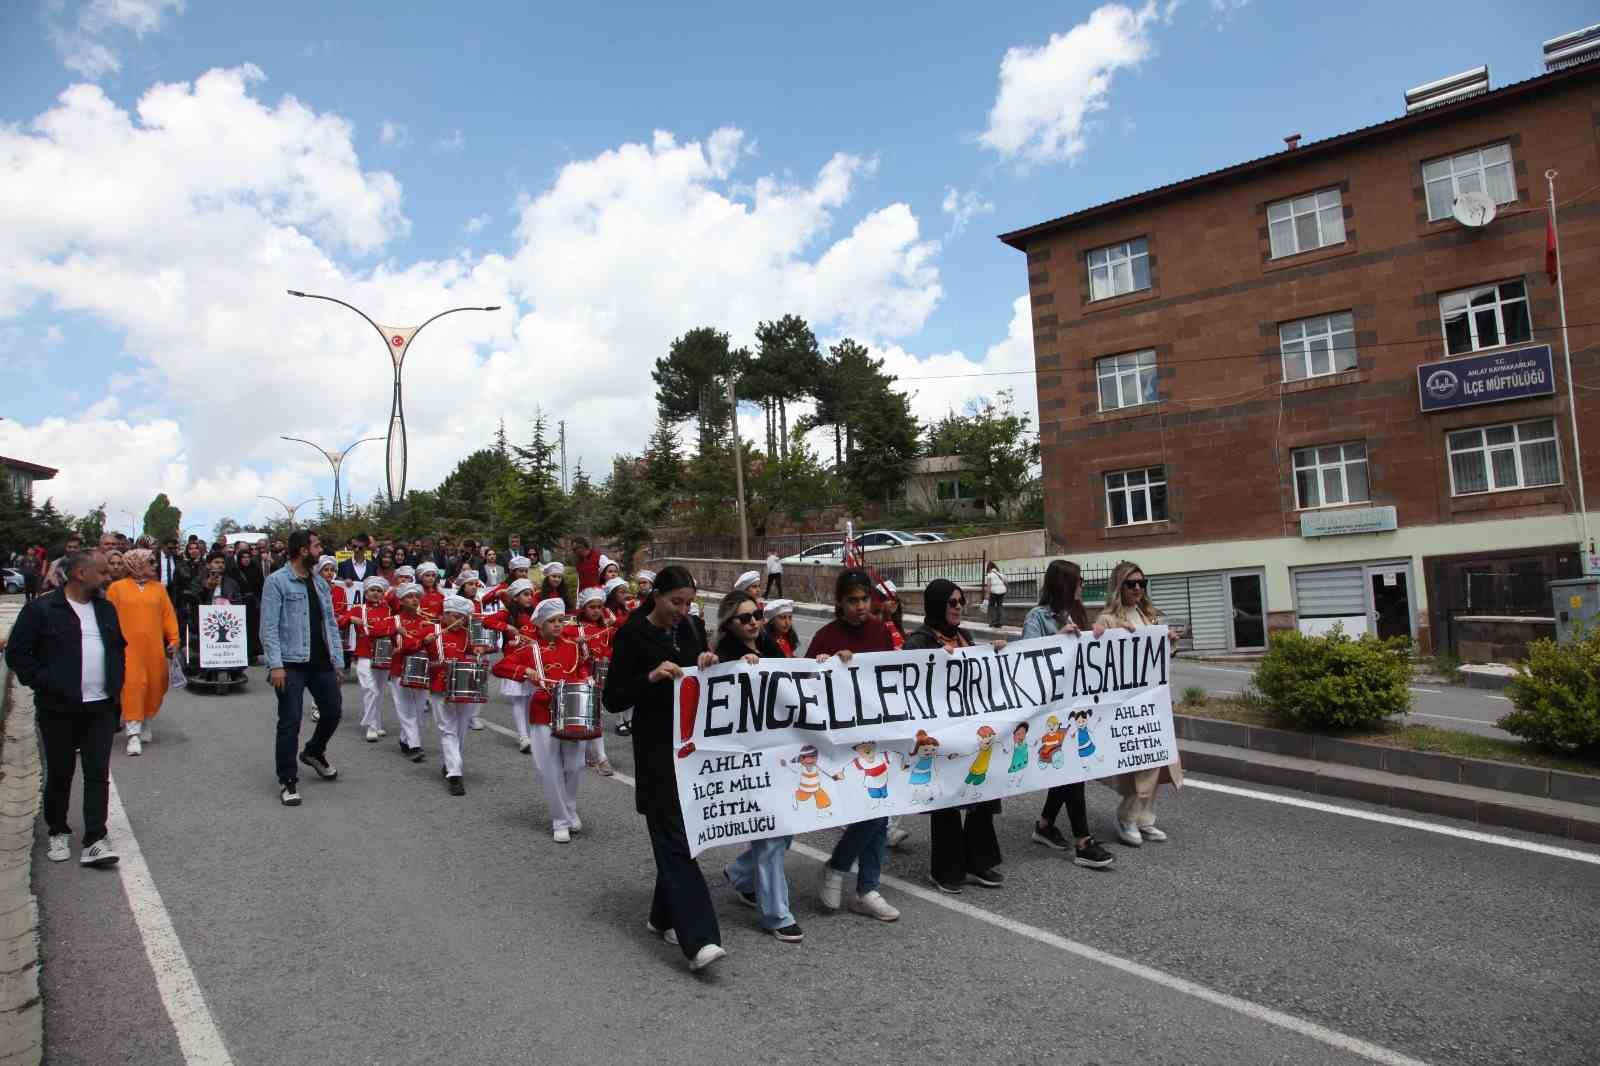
[285, 291, 500, 503]
[280, 435, 384, 518]
[258, 495, 323, 528]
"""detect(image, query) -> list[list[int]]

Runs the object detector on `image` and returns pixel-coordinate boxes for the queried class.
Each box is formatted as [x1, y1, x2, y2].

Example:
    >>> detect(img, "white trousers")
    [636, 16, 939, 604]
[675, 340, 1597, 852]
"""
[356, 658, 384, 730]
[390, 680, 425, 749]
[530, 724, 584, 830]
[429, 693, 472, 777]
[586, 734, 608, 765]
[508, 695, 530, 741]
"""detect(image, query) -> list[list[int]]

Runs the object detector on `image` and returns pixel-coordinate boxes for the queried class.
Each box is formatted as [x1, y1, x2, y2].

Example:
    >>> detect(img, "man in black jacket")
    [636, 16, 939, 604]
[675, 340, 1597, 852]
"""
[4, 551, 125, 868]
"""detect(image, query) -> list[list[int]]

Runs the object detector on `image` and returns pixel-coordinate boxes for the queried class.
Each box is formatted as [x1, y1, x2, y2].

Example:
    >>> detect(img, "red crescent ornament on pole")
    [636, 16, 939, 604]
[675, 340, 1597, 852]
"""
[390, 334, 405, 347]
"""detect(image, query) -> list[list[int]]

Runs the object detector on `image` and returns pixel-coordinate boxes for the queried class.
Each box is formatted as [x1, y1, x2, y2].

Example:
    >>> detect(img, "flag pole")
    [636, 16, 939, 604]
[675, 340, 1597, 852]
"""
[1546, 169, 1594, 567]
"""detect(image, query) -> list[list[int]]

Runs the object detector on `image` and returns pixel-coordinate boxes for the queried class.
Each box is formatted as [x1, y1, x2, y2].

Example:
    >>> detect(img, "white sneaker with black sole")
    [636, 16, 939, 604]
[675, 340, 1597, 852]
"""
[79, 840, 119, 867]
[46, 834, 71, 863]
[281, 783, 302, 806]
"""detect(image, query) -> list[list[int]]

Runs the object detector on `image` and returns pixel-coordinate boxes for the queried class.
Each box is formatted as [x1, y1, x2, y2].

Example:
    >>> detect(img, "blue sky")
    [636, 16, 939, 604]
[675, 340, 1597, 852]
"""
[0, 0, 1593, 534]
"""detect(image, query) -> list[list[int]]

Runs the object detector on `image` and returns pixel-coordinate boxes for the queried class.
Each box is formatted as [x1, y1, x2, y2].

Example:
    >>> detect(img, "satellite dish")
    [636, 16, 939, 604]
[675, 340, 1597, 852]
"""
[1452, 190, 1497, 227]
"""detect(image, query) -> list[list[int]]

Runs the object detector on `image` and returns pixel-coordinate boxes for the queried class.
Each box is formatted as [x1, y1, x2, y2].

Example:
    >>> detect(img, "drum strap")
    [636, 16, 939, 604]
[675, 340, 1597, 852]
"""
[434, 624, 444, 660]
[531, 639, 548, 688]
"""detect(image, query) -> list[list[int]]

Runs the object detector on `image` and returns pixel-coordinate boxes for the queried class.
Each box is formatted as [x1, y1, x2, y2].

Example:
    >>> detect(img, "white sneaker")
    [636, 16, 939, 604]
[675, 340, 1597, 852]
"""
[142, 722, 154, 743]
[79, 840, 120, 867]
[1139, 825, 1169, 843]
[644, 920, 679, 946]
[125, 735, 142, 757]
[469, 719, 485, 731]
[848, 890, 900, 922]
[553, 827, 571, 843]
[518, 738, 532, 754]
[365, 726, 380, 742]
[377, 728, 388, 737]
[1116, 821, 1143, 847]
[46, 834, 71, 863]
[569, 815, 583, 833]
[819, 866, 844, 910]
[689, 944, 726, 972]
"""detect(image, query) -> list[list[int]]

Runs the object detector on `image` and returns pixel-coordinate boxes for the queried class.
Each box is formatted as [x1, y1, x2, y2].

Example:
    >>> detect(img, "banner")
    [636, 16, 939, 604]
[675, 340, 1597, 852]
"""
[673, 627, 1176, 856]
[198, 604, 248, 669]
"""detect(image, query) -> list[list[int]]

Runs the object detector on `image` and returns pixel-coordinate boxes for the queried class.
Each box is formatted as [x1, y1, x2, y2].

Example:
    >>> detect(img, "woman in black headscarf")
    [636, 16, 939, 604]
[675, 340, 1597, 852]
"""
[904, 578, 1006, 894]
[234, 544, 266, 665]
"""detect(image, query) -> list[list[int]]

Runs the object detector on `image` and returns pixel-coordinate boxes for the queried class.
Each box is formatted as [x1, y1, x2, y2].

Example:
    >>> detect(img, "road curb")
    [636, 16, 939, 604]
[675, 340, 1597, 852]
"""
[0, 604, 42, 1066]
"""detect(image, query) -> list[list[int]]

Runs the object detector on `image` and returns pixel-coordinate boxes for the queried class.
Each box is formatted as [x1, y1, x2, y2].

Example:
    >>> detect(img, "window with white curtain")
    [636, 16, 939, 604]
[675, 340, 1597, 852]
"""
[1096, 350, 1158, 411]
[1440, 280, 1531, 355]
[1423, 143, 1515, 221]
[1280, 311, 1357, 381]
[1447, 419, 1560, 495]
[1086, 238, 1151, 301]
[1293, 442, 1370, 509]
[1268, 188, 1346, 258]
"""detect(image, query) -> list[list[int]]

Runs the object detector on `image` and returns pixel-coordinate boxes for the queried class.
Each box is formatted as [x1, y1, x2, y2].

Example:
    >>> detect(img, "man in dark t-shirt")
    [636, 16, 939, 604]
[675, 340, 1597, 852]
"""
[261, 530, 344, 807]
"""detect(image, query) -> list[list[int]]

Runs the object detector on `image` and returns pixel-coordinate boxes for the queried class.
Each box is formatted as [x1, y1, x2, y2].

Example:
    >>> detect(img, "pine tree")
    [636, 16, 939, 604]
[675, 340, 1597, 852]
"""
[642, 414, 683, 519]
[493, 413, 569, 549]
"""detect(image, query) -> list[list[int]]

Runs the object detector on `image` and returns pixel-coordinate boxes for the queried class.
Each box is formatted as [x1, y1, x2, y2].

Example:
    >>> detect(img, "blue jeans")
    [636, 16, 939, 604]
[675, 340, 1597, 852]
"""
[726, 836, 795, 930]
[828, 817, 887, 895]
[276, 665, 342, 785]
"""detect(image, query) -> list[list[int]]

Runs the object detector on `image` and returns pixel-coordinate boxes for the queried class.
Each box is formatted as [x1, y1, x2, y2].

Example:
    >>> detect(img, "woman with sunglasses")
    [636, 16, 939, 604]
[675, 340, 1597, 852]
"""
[1096, 560, 1183, 847]
[905, 579, 1008, 893]
[714, 592, 803, 943]
[1022, 560, 1116, 870]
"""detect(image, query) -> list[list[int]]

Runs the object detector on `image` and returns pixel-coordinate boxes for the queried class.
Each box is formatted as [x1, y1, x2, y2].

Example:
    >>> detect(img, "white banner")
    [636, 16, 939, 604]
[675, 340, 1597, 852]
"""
[198, 604, 248, 669]
[673, 627, 1176, 856]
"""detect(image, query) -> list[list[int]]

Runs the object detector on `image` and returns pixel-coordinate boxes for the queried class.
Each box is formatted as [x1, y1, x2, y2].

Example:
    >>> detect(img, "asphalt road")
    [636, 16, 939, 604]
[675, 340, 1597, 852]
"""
[31, 652, 1600, 1066]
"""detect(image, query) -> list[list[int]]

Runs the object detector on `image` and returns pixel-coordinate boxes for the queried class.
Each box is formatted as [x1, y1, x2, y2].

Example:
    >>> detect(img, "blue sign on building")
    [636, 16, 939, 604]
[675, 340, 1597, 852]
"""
[1417, 345, 1555, 412]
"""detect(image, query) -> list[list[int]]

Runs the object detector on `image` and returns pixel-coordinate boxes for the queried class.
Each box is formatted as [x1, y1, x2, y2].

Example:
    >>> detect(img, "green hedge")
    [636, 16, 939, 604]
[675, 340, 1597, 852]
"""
[1499, 629, 1600, 756]
[1253, 627, 1413, 729]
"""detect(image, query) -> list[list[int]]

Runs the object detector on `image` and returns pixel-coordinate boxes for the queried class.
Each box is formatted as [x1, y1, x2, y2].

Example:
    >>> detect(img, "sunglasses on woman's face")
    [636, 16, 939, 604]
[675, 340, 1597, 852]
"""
[734, 610, 764, 625]
[948, 598, 965, 608]
[1123, 579, 1147, 590]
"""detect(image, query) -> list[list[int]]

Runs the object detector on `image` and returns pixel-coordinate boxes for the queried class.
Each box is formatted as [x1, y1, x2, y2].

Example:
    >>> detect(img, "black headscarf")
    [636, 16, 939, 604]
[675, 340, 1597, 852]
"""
[923, 578, 962, 637]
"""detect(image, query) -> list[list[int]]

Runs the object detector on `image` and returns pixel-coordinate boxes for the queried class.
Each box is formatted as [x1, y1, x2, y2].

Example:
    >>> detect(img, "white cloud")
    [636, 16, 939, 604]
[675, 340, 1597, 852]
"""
[378, 119, 411, 147]
[940, 186, 995, 238]
[980, 2, 1165, 165]
[1210, 0, 1248, 17]
[49, 0, 185, 80]
[871, 294, 1036, 436]
[0, 73, 949, 531]
[43, 325, 65, 345]
[464, 213, 490, 234]
[435, 128, 465, 152]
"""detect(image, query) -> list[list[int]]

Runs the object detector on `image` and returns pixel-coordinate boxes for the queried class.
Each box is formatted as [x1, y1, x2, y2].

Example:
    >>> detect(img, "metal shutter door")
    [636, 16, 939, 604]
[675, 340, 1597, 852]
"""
[1293, 567, 1366, 618]
[1148, 573, 1228, 652]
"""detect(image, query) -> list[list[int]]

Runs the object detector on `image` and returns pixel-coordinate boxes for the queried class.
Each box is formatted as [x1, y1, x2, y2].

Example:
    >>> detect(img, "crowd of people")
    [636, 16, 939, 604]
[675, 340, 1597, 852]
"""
[4, 523, 1179, 975]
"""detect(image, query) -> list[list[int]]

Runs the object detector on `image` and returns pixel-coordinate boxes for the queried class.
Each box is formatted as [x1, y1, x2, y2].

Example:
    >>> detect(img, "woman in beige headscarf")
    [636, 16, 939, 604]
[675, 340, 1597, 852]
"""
[105, 548, 180, 756]
[1096, 560, 1182, 847]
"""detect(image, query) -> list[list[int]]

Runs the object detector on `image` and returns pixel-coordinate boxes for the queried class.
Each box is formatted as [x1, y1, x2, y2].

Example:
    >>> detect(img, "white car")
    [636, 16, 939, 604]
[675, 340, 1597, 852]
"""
[913, 532, 948, 543]
[1, 568, 23, 594]
[781, 542, 844, 565]
[855, 530, 924, 551]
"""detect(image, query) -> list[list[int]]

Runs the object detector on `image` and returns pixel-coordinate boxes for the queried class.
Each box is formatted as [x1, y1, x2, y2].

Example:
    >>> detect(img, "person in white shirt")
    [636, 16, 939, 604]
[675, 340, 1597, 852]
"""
[984, 563, 1008, 627]
[764, 551, 783, 599]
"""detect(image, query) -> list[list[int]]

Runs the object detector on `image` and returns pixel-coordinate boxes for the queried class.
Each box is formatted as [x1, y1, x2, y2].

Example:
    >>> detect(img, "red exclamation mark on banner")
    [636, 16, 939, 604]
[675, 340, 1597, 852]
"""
[676, 675, 700, 759]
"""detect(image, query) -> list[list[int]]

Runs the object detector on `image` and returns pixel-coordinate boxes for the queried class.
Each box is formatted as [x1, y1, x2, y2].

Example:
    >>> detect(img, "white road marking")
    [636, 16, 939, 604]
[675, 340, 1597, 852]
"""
[1405, 711, 1500, 726]
[1484, 695, 1512, 703]
[1185, 777, 1600, 866]
[1408, 687, 1444, 695]
[106, 778, 236, 1066]
[1175, 663, 1254, 675]
[598, 767, 1432, 1066]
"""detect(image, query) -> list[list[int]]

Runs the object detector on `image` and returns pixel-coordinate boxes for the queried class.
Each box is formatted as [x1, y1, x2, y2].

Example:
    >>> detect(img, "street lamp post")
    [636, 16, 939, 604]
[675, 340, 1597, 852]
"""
[258, 495, 323, 528]
[280, 435, 384, 517]
[285, 291, 500, 504]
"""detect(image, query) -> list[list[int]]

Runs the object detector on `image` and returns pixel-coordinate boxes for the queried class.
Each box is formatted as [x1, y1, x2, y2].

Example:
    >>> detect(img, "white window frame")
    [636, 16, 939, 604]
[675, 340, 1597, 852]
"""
[1446, 419, 1561, 497]
[1423, 142, 1516, 222]
[1268, 188, 1346, 258]
[1105, 466, 1168, 527]
[1280, 311, 1357, 381]
[1096, 350, 1158, 411]
[1086, 238, 1151, 302]
[1292, 442, 1370, 510]
[1439, 279, 1531, 356]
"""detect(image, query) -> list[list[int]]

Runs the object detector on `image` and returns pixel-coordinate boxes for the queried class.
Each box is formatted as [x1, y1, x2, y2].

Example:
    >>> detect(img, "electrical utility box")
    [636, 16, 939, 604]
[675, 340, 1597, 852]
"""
[1550, 578, 1600, 642]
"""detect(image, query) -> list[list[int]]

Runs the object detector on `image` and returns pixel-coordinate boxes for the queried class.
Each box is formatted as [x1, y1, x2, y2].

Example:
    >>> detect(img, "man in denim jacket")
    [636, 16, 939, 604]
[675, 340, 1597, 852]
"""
[261, 529, 344, 806]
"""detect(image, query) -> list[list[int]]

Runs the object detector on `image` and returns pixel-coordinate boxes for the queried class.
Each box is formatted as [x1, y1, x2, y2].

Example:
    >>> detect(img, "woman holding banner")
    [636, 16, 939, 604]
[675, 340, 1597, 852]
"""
[602, 565, 727, 973]
[1096, 560, 1183, 848]
[714, 592, 804, 944]
[907, 578, 1007, 894]
[1022, 561, 1116, 870]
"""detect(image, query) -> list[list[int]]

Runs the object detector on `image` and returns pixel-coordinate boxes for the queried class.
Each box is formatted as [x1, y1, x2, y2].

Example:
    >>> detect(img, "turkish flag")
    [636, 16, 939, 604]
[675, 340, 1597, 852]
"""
[1546, 211, 1559, 285]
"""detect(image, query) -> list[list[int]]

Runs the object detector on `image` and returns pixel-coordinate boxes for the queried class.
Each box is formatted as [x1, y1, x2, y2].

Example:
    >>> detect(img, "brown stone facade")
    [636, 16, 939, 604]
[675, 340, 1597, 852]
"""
[1004, 67, 1600, 558]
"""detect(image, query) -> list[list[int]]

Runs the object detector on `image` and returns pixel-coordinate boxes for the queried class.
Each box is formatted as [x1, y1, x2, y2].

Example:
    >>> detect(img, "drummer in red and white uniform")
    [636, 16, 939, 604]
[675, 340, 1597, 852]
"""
[383, 582, 432, 763]
[579, 578, 631, 773]
[386, 565, 417, 611]
[343, 575, 394, 742]
[453, 569, 492, 732]
[486, 555, 532, 609]
[491, 597, 590, 842]
[731, 570, 762, 601]
[488, 578, 537, 752]
[414, 561, 445, 621]
[428, 595, 477, 796]
[763, 599, 799, 657]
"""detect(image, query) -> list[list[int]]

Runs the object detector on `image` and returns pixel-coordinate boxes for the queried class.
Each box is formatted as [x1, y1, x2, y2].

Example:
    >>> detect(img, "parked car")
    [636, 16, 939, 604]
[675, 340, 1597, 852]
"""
[1, 568, 24, 594]
[855, 530, 924, 551]
[780, 542, 844, 565]
[913, 532, 949, 543]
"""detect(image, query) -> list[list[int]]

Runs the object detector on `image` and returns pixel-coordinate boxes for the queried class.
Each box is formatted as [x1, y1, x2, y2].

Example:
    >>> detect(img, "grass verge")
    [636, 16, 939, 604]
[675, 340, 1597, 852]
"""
[1185, 697, 1599, 776]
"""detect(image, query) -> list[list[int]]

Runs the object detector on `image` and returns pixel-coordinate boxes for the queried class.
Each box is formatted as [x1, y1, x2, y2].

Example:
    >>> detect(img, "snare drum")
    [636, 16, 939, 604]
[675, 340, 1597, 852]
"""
[591, 659, 609, 694]
[400, 654, 432, 689]
[468, 617, 493, 653]
[372, 637, 394, 668]
[445, 660, 487, 703]
[550, 680, 602, 741]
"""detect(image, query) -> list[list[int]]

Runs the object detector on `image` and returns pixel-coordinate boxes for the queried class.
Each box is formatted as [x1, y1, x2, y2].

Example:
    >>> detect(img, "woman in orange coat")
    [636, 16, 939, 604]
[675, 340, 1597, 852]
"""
[105, 548, 179, 756]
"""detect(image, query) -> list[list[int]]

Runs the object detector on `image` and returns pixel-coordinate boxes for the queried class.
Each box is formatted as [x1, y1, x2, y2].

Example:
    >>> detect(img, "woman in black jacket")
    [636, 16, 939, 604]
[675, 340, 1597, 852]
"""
[713, 591, 785, 663]
[601, 564, 726, 972]
[233, 545, 266, 665]
[905, 579, 1007, 894]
